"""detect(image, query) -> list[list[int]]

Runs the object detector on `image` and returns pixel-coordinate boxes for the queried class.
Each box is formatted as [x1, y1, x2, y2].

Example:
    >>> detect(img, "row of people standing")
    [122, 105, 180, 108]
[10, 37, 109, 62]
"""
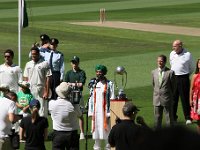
[2, 37, 199, 149]
[0, 34, 63, 117]
[33, 34, 117, 149]
[0, 73, 84, 150]
[109, 39, 200, 150]
[30, 34, 65, 101]
[23, 64, 113, 150]
[0, 33, 112, 149]
[28, 33, 87, 140]
[151, 39, 200, 132]
[0, 47, 51, 149]
[0, 32, 86, 135]
[1, 33, 83, 116]
[0, 46, 55, 117]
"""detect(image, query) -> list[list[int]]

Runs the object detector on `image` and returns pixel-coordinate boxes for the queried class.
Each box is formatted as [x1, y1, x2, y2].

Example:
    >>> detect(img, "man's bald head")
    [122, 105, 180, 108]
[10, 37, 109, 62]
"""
[172, 39, 183, 54]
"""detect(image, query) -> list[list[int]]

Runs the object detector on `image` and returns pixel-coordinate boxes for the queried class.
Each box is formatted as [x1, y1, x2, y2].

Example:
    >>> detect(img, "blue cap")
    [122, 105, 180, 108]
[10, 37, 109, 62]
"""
[29, 99, 40, 109]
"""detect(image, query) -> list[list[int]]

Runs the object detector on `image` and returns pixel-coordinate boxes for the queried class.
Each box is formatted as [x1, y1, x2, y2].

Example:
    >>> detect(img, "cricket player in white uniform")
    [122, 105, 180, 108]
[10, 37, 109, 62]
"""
[0, 49, 22, 93]
[24, 46, 52, 117]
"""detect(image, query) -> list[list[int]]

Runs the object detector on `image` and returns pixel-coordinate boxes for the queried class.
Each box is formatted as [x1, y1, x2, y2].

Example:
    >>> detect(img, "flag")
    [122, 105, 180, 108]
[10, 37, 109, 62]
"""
[21, 0, 28, 28]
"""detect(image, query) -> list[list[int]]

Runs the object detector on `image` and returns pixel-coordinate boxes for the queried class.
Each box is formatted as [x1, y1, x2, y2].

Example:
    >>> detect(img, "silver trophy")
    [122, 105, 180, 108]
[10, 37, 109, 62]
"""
[114, 66, 127, 100]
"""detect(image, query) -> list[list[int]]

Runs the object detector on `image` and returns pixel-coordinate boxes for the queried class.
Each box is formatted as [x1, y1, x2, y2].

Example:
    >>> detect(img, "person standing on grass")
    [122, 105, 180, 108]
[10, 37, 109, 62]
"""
[19, 99, 48, 149]
[24, 46, 52, 117]
[0, 49, 22, 94]
[169, 39, 195, 125]
[152, 55, 175, 129]
[45, 38, 64, 100]
[190, 58, 200, 133]
[49, 82, 83, 150]
[88, 64, 115, 150]
[0, 49, 23, 134]
[64, 56, 86, 140]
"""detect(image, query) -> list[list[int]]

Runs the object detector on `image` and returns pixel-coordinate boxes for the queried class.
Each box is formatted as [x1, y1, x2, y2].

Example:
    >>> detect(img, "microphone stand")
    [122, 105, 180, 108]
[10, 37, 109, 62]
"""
[85, 78, 100, 150]
[110, 109, 121, 124]
[85, 91, 94, 150]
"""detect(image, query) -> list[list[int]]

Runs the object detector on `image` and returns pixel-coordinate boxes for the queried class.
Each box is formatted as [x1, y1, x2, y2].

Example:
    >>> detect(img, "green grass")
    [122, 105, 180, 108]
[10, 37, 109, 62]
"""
[0, 0, 200, 149]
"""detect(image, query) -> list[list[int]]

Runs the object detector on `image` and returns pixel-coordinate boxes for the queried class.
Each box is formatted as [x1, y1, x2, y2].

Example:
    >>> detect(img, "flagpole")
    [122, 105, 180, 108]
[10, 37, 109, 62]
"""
[18, 0, 21, 67]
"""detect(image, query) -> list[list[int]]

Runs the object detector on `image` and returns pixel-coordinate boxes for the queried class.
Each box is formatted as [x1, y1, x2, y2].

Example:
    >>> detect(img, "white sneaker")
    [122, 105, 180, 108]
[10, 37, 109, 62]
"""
[80, 132, 85, 140]
[186, 120, 192, 125]
[105, 143, 111, 150]
[20, 140, 26, 143]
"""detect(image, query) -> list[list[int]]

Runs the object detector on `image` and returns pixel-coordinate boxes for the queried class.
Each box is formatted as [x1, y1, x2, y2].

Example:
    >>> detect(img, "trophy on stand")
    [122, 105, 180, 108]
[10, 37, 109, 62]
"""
[114, 66, 127, 100]
[110, 66, 129, 149]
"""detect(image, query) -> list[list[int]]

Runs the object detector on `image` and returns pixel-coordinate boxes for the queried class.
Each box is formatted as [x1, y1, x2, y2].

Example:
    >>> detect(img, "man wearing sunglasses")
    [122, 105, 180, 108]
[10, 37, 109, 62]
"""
[0, 49, 23, 94]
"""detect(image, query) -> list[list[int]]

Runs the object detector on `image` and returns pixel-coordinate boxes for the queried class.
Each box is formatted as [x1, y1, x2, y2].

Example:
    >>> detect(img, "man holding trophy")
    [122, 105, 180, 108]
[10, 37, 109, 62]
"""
[88, 64, 115, 150]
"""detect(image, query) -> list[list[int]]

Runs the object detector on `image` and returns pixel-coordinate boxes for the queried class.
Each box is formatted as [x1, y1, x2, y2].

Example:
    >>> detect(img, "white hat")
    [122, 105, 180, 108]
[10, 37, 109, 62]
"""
[56, 82, 71, 98]
[0, 83, 9, 91]
[18, 81, 30, 89]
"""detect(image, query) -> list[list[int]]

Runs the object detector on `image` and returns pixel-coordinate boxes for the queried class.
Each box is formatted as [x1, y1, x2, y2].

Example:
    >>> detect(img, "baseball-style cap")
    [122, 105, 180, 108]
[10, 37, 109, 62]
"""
[40, 34, 50, 41]
[71, 56, 80, 63]
[29, 99, 40, 109]
[50, 38, 59, 45]
[122, 102, 140, 116]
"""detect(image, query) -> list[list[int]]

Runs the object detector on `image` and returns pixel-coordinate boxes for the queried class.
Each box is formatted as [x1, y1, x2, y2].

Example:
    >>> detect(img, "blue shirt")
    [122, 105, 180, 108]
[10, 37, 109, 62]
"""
[39, 47, 51, 60]
[45, 50, 64, 80]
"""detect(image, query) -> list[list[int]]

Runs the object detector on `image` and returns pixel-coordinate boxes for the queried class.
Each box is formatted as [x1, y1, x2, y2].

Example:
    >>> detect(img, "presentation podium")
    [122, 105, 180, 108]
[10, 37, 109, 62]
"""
[110, 99, 129, 150]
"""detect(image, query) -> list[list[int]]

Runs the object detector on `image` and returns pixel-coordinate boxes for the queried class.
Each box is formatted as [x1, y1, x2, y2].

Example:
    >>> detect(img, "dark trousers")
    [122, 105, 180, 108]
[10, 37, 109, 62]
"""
[52, 130, 79, 150]
[51, 71, 61, 100]
[173, 74, 191, 121]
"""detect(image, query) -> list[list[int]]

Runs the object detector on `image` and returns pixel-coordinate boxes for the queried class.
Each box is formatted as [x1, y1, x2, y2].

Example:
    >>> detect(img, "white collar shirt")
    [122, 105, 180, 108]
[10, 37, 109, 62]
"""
[0, 63, 22, 93]
[23, 59, 52, 88]
[169, 48, 195, 75]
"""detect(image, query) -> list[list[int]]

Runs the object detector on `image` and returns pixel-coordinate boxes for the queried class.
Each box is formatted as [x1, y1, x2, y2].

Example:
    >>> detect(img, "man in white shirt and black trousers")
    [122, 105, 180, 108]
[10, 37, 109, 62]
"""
[169, 39, 195, 125]
[49, 82, 84, 150]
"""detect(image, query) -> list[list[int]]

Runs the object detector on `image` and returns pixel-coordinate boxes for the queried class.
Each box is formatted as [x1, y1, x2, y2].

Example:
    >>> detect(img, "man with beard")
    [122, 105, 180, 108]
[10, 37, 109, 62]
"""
[88, 64, 115, 150]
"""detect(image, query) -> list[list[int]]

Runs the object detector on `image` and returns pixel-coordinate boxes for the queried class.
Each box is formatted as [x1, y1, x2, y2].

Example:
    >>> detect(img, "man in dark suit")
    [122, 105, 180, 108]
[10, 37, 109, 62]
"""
[152, 54, 176, 129]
